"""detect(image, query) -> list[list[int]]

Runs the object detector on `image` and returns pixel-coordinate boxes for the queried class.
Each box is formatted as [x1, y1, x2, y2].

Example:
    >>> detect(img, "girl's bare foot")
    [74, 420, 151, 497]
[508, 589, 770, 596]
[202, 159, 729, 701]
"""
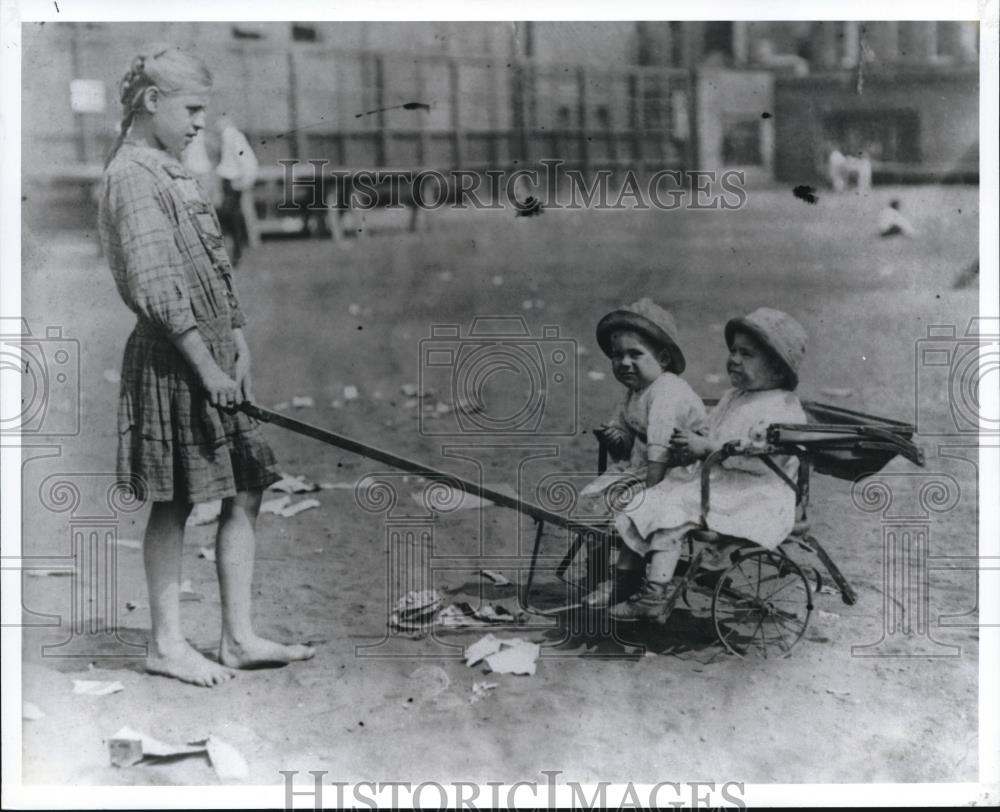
[219, 634, 316, 669]
[146, 640, 236, 687]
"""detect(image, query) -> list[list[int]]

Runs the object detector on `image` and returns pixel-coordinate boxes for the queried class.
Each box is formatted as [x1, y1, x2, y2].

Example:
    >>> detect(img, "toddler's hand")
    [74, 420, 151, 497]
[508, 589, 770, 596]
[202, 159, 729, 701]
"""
[600, 425, 632, 458]
[670, 428, 714, 459]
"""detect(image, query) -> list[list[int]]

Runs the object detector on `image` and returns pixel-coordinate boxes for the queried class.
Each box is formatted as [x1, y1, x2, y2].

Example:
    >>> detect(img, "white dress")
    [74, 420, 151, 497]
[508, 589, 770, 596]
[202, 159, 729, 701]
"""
[615, 387, 807, 552]
[579, 372, 706, 515]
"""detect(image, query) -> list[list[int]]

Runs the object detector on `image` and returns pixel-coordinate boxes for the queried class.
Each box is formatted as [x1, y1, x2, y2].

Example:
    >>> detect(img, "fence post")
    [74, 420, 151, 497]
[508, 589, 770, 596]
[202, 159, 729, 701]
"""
[630, 71, 643, 172]
[287, 49, 305, 161]
[415, 59, 428, 167]
[577, 66, 589, 174]
[449, 59, 464, 168]
[374, 53, 388, 167]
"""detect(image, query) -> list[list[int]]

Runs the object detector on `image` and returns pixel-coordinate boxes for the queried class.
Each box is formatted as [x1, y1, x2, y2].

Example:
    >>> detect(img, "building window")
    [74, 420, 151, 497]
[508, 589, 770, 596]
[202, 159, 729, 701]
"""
[703, 21, 734, 62]
[723, 117, 762, 165]
[292, 24, 319, 43]
[232, 25, 264, 40]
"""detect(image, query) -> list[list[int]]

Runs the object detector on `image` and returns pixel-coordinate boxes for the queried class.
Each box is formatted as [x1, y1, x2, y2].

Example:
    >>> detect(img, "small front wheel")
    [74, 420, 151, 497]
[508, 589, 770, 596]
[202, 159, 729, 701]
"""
[711, 548, 813, 658]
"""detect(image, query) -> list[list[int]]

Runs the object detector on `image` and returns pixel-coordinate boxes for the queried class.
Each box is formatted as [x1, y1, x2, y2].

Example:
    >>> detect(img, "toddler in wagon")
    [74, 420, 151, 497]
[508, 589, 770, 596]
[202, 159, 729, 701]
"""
[601, 307, 808, 621]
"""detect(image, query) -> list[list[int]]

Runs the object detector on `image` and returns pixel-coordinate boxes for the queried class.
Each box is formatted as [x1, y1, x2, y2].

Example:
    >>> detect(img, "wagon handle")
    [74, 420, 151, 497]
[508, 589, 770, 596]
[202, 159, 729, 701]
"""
[239, 401, 605, 535]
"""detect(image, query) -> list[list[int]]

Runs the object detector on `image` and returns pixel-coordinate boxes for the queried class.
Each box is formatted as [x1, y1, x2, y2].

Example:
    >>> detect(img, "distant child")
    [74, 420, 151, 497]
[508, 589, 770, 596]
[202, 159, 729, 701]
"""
[878, 198, 917, 238]
[602, 308, 808, 622]
[580, 298, 706, 606]
[98, 44, 314, 686]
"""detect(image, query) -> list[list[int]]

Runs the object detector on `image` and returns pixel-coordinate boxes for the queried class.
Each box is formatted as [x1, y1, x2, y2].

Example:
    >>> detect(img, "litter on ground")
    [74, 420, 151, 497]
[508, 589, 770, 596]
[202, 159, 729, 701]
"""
[400, 383, 419, 397]
[260, 495, 292, 515]
[269, 473, 321, 494]
[389, 589, 446, 631]
[465, 635, 540, 675]
[291, 395, 315, 409]
[437, 602, 518, 628]
[107, 727, 248, 780]
[587, 370, 606, 381]
[187, 500, 222, 526]
[198, 546, 216, 563]
[343, 385, 359, 401]
[73, 680, 125, 696]
[481, 569, 512, 587]
[470, 681, 498, 703]
[484, 640, 540, 675]
[203, 735, 250, 781]
[464, 634, 503, 666]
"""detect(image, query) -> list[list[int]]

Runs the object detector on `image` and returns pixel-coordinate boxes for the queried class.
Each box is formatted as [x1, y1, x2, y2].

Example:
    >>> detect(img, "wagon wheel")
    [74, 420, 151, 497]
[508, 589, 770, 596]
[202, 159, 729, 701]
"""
[711, 549, 813, 658]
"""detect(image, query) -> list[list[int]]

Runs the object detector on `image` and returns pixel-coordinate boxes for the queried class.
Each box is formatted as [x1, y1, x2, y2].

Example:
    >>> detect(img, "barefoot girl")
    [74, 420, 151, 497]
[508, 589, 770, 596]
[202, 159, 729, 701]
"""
[98, 45, 314, 686]
[580, 298, 706, 607]
[607, 307, 808, 622]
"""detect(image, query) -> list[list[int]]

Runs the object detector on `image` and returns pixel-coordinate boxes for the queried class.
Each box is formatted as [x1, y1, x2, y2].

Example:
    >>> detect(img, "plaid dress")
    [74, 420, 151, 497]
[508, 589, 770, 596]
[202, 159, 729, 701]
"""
[98, 143, 280, 503]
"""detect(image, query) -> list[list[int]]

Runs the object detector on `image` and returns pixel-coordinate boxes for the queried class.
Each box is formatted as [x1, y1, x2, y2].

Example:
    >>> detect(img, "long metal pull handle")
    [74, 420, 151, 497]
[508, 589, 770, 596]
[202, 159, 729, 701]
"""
[239, 401, 601, 533]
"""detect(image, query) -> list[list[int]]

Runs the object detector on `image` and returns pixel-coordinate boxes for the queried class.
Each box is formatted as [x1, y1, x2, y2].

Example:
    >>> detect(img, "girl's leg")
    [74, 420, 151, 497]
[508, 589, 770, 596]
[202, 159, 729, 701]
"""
[144, 500, 235, 687]
[217, 489, 315, 667]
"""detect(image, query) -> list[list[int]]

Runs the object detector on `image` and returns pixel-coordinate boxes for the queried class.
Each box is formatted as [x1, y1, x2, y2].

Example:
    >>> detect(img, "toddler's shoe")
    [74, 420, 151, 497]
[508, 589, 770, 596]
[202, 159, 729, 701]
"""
[582, 569, 642, 609]
[608, 579, 678, 623]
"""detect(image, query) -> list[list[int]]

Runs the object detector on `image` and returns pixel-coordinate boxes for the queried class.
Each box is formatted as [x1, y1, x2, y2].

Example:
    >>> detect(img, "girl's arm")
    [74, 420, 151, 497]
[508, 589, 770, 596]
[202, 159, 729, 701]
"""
[172, 328, 240, 408]
[232, 327, 253, 402]
[645, 460, 668, 488]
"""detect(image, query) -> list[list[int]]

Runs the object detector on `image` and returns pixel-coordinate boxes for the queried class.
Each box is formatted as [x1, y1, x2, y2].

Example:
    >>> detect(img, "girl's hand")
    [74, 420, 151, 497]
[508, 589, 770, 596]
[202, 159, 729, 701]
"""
[670, 429, 716, 459]
[200, 364, 241, 409]
[234, 351, 253, 403]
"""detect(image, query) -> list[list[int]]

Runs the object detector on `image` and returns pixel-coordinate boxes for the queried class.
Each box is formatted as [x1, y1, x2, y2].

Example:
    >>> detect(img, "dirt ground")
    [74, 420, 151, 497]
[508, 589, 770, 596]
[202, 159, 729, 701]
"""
[17, 184, 983, 787]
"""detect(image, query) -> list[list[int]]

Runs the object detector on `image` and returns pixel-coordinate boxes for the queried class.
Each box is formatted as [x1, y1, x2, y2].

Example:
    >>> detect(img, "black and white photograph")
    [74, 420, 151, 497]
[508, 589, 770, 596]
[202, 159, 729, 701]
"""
[2, 2, 998, 807]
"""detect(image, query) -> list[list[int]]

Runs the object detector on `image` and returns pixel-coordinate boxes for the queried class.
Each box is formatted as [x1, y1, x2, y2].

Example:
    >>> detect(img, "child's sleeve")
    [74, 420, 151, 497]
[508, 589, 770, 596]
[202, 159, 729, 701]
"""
[107, 166, 198, 337]
[645, 376, 702, 463]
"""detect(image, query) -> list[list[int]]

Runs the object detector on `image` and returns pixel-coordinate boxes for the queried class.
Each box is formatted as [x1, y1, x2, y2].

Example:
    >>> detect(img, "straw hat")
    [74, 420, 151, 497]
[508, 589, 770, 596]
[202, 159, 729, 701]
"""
[596, 297, 686, 374]
[724, 307, 807, 390]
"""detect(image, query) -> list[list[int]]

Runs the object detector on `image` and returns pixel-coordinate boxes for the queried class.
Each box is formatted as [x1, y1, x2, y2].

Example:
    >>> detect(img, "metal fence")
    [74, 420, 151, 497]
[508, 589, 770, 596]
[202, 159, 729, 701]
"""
[24, 32, 694, 177]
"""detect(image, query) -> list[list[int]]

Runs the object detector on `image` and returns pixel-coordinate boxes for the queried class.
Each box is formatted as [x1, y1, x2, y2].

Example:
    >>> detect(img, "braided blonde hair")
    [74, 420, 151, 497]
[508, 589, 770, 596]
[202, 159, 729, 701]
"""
[104, 43, 213, 167]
